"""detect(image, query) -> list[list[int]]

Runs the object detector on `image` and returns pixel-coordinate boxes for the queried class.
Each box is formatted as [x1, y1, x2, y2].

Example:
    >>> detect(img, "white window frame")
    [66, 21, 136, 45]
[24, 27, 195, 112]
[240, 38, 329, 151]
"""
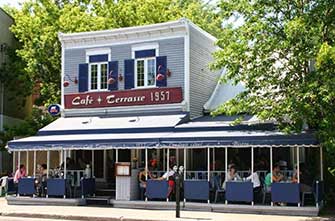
[86, 48, 111, 63]
[85, 48, 111, 92]
[135, 57, 156, 88]
[88, 62, 109, 91]
[131, 43, 159, 89]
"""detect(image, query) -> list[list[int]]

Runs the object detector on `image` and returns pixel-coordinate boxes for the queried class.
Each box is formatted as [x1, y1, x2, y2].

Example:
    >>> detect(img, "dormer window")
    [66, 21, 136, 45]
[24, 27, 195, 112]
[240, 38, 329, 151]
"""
[82, 48, 113, 92]
[89, 62, 108, 91]
[131, 44, 159, 89]
[135, 57, 156, 88]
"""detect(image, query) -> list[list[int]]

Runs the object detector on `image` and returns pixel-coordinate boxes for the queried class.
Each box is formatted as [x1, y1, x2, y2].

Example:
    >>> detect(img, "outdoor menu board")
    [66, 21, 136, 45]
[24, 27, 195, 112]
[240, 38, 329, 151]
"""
[115, 162, 131, 176]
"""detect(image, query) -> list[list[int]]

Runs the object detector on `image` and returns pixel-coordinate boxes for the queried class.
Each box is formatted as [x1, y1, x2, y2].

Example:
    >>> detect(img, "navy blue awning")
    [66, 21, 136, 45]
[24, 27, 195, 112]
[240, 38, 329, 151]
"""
[7, 132, 166, 151]
[7, 130, 318, 151]
[160, 130, 318, 147]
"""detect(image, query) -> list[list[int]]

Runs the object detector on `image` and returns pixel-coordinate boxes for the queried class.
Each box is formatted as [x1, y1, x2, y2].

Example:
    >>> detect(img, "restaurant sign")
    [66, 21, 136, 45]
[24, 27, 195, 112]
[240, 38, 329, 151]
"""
[64, 87, 183, 109]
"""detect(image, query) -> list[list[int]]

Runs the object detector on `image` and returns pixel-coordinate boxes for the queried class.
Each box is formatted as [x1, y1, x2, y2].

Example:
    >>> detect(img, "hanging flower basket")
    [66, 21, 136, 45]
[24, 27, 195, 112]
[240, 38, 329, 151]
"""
[118, 74, 123, 81]
[108, 77, 116, 85]
[156, 73, 165, 81]
[63, 81, 70, 87]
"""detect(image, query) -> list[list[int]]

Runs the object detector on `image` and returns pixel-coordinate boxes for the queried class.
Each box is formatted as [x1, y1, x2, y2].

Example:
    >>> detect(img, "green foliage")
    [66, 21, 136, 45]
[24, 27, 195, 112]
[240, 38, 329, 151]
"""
[329, 167, 335, 177]
[8, 0, 223, 106]
[0, 106, 56, 151]
[0, 45, 34, 108]
[212, 0, 335, 205]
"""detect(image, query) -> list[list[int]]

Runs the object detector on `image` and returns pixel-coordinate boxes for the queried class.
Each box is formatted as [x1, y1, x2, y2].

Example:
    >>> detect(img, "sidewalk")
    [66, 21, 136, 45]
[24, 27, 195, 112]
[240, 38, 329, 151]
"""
[0, 198, 327, 221]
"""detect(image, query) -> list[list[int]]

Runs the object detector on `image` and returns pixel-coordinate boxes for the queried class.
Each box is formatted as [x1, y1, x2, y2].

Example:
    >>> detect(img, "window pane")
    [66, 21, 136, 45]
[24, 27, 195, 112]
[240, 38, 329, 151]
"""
[100, 63, 108, 89]
[137, 60, 144, 87]
[147, 59, 156, 86]
[90, 64, 98, 90]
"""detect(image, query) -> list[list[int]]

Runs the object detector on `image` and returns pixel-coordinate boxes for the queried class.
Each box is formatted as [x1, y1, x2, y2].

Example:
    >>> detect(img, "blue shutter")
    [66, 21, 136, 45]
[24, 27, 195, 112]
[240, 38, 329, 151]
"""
[108, 61, 118, 91]
[156, 56, 167, 87]
[124, 59, 135, 89]
[78, 63, 88, 92]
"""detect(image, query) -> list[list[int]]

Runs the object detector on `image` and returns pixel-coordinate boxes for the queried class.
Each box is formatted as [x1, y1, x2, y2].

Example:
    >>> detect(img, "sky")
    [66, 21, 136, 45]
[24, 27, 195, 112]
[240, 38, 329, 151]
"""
[0, 0, 25, 8]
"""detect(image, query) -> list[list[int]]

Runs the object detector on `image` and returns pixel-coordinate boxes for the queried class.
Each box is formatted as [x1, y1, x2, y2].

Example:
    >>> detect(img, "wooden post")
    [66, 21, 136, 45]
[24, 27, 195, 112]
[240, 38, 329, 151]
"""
[166, 148, 169, 202]
[297, 146, 300, 207]
[225, 147, 228, 205]
[91, 150, 94, 177]
[12, 151, 15, 173]
[145, 148, 148, 202]
[64, 150, 67, 179]
[270, 146, 273, 206]
[163, 149, 166, 171]
[183, 148, 186, 204]
[176, 148, 179, 166]
[207, 147, 210, 204]
[26, 151, 29, 176]
[33, 151, 36, 177]
[251, 147, 254, 205]
[47, 151, 50, 179]
[18, 151, 21, 168]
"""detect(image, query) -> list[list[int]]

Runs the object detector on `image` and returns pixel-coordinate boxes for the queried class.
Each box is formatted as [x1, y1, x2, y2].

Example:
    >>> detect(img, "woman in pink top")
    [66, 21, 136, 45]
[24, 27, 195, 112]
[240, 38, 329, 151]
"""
[14, 164, 27, 183]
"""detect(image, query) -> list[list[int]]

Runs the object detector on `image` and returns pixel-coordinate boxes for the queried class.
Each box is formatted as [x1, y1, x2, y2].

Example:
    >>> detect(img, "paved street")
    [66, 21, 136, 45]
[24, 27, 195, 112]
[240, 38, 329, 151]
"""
[0, 217, 77, 221]
[0, 198, 333, 221]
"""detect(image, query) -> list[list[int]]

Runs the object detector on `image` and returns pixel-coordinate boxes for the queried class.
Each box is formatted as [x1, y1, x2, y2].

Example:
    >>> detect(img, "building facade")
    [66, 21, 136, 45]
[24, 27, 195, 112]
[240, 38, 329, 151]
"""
[7, 19, 322, 215]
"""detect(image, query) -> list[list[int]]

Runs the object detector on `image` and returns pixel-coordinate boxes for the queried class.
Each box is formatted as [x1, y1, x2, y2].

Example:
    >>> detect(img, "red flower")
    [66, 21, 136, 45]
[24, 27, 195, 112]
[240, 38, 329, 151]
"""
[156, 73, 165, 81]
[63, 81, 70, 87]
[108, 77, 116, 85]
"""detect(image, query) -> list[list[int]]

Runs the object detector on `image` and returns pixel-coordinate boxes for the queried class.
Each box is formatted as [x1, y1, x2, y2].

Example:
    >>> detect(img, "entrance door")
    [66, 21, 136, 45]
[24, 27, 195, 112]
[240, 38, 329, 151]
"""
[105, 150, 115, 187]
[94, 150, 104, 180]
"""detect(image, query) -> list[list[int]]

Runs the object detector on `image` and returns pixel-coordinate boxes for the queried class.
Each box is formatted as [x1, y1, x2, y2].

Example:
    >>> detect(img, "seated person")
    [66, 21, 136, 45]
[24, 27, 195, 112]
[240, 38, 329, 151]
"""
[222, 165, 241, 189]
[36, 164, 48, 196]
[264, 163, 284, 191]
[138, 168, 153, 200]
[14, 164, 27, 184]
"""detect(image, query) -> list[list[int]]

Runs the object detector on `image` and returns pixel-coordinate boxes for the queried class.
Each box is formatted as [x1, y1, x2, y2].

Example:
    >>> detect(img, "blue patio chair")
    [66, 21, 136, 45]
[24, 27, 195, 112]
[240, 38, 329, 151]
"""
[184, 180, 210, 202]
[81, 177, 96, 198]
[47, 178, 67, 198]
[213, 176, 225, 203]
[6, 178, 16, 195]
[18, 178, 35, 196]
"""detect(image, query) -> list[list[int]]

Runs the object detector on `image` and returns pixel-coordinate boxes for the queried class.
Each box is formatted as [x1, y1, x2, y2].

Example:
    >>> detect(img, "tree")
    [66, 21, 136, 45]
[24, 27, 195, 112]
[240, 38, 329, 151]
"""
[212, 0, 335, 204]
[0, 106, 55, 151]
[8, 0, 223, 106]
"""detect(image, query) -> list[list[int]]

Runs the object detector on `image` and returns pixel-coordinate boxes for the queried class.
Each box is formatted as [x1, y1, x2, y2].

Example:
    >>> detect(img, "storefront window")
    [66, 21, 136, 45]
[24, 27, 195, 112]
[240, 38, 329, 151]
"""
[135, 57, 156, 88]
[89, 62, 108, 91]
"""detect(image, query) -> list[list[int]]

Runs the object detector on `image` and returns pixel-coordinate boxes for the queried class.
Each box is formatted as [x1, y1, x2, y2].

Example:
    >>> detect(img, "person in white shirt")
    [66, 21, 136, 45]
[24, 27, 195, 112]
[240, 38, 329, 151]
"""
[245, 171, 261, 189]
[245, 167, 262, 203]
[157, 165, 178, 199]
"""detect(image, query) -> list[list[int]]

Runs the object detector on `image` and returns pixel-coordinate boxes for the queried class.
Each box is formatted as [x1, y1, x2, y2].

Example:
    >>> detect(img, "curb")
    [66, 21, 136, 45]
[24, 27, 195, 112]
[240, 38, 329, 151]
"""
[0, 212, 173, 221]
